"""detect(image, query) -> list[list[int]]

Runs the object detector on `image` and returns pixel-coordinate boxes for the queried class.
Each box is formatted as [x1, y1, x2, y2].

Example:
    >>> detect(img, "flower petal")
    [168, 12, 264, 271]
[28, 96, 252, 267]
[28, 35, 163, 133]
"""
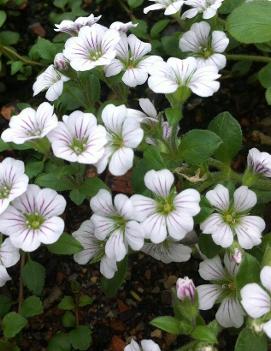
[233, 186, 257, 212]
[206, 184, 230, 211]
[241, 283, 271, 318]
[199, 256, 226, 281]
[197, 284, 222, 310]
[144, 169, 174, 197]
[216, 297, 244, 328]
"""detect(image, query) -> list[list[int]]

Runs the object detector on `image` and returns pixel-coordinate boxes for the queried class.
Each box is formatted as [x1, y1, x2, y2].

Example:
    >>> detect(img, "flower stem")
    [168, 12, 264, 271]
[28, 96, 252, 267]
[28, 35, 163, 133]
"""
[0, 45, 44, 67]
[18, 252, 26, 313]
[227, 54, 271, 63]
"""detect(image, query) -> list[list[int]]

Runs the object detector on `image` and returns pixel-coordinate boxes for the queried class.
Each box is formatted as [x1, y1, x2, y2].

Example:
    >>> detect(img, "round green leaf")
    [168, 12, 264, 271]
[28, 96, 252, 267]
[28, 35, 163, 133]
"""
[68, 326, 92, 351]
[227, 1, 271, 43]
[2, 312, 27, 338]
[47, 233, 82, 255]
[0, 11, 7, 28]
[21, 296, 43, 318]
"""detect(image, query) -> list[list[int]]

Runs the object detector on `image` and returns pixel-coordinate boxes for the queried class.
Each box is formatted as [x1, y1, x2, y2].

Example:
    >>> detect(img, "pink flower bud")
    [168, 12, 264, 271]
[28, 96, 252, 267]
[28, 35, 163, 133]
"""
[54, 53, 69, 71]
[176, 276, 196, 302]
[232, 248, 242, 264]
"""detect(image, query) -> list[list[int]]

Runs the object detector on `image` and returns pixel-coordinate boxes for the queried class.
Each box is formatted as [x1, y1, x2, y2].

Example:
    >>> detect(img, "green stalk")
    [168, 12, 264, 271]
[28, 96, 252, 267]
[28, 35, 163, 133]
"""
[227, 54, 271, 63]
[0, 45, 44, 67]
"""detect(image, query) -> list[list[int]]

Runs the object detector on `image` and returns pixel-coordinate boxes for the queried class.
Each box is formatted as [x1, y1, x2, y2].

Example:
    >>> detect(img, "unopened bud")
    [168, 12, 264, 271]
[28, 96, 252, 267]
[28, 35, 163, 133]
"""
[54, 53, 69, 71]
[198, 347, 218, 351]
[176, 276, 196, 302]
[232, 248, 242, 264]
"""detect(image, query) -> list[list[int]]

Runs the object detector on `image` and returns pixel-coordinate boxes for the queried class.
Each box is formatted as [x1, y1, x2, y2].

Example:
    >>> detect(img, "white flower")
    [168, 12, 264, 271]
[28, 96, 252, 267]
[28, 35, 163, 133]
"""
[200, 184, 265, 249]
[0, 158, 29, 215]
[1, 102, 58, 145]
[54, 53, 69, 71]
[0, 266, 11, 287]
[131, 169, 200, 244]
[54, 13, 101, 35]
[105, 34, 162, 87]
[0, 184, 66, 252]
[179, 22, 229, 70]
[241, 266, 271, 338]
[72, 219, 117, 279]
[142, 239, 191, 263]
[0, 238, 20, 268]
[148, 57, 220, 97]
[125, 339, 161, 351]
[63, 24, 120, 72]
[94, 104, 143, 176]
[197, 254, 245, 328]
[144, 0, 185, 15]
[90, 189, 145, 262]
[247, 148, 271, 178]
[33, 65, 70, 102]
[176, 276, 196, 301]
[182, 0, 224, 20]
[110, 21, 138, 33]
[48, 111, 107, 164]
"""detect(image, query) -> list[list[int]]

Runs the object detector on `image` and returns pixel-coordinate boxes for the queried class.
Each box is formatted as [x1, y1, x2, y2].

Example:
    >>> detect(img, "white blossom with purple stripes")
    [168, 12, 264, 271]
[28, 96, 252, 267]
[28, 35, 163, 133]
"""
[200, 184, 265, 249]
[94, 104, 144, 176]
[90, 189, 145, 262]
[105, 34, 163, 87]
[48, 111, 107, 164]
[197, 254, 245, 328]
[125, 339, 161, 351]
[182, 0, 224, 20]
[0, 184, 66, 252]
[54, 13, 101, 36]
[0, 158, 29, 215]
[72, 219, 117, 279]
[33, 65, 70, 102]
[1, 102, 58, 145]
[131, 169, 200, 244]
[63, 24, 120, 72]
[247, 147, 271, 178]
[241, 266, 271, 338]
[143, 0, 185, 15]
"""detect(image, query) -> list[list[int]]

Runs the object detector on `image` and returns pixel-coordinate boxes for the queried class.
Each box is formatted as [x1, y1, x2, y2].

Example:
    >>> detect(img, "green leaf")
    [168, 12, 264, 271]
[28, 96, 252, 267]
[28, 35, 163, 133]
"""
[265, 87, 271, 105]
[2, 312, 27, 338]
[130, 20, 148, 40]
[0, 295, 12, 317]
[101, 257, 128, 298]
[47, 233, 82, 255]
[25, 160, 44, 179]
[235, 253, 261, 290]
[21, 296, 43, 318]
[69, 189, 86, 205]
[78, 295, 93, 307]
[208, 111, 242, 163]
[0, 11, 6, 28]
[191, 325, 218, 344]
[22, 260, 45, 296]
[127, 0, 144, 8]
[30, 38, 60, 61]
[198, 234, 221, 258]
[77, 177, 107, 199]
[227, 1, 271, 44]
[234, 328, 267, 351]
[58, 296, 75, 311]
[219, 0, 245, 14]
[48, 333, 71, 351]
[35, 173, 74, 191]
[179, 129, 222, 166]
[151, 19, 170, 38]
[162, 33, 181, 57]
[0, 31, 20, 45]
[150, 316, 181, 335]
[68, 326, 92, 350]
[62, 311, 76, 328]
[259, 63, 271, 88]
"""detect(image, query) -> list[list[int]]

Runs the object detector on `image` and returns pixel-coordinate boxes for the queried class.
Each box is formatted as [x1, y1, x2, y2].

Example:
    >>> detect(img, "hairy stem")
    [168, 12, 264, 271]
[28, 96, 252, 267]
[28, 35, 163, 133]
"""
[0, 45, 44, 67]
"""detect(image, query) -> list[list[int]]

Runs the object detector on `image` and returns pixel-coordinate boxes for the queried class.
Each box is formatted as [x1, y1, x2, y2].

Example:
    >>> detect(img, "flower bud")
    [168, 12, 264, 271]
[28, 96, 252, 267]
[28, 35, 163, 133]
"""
[232, 248, 242, 264]
[176, 276, 196, 302]
[54, 53, 69, 71]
